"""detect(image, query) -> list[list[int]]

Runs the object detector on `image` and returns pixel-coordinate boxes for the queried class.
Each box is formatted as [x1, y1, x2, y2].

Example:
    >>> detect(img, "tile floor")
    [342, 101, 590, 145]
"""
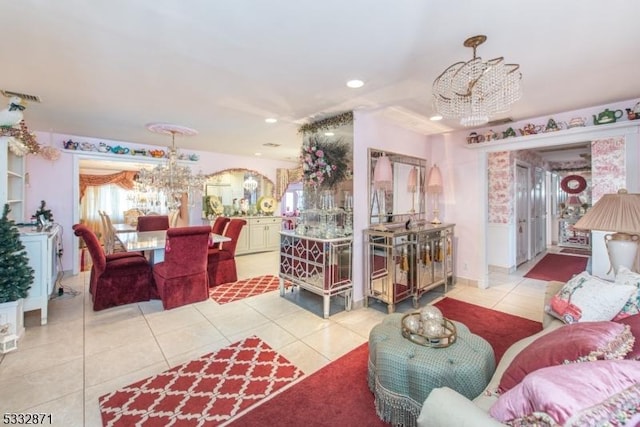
[0, 248, 570, 427]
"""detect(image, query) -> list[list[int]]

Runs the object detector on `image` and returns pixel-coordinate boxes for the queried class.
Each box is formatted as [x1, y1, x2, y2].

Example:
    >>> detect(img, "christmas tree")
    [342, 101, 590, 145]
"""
[0, 204, 34, 303]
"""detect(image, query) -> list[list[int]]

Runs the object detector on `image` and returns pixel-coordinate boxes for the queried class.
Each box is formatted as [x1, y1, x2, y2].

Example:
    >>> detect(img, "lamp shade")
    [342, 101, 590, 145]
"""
[566, 195, 582, 206]
[373, 154, 393, 191]
[407, 167, 418, 193]
[573, 189, 640, 234]
[426, 164, 443, 194]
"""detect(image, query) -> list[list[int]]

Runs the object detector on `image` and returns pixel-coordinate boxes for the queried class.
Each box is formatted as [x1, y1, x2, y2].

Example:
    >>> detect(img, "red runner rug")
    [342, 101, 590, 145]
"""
[228, 298, 542, 427]
[209, 275, 285, 304]
[99, 336, 304, 426]
[524, 253, 588, 282]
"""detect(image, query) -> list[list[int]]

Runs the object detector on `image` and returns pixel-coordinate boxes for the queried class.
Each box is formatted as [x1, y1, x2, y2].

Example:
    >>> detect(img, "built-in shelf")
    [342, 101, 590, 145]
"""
[465, 120, 640, 152]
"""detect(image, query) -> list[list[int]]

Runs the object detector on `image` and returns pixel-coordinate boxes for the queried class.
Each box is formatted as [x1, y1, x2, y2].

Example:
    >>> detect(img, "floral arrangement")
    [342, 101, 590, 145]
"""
[300, 135, 351, 189]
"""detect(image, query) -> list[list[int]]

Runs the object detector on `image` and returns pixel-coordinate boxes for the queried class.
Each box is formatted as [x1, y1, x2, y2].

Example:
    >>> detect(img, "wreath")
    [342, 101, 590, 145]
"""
[561, 175, 587, 194]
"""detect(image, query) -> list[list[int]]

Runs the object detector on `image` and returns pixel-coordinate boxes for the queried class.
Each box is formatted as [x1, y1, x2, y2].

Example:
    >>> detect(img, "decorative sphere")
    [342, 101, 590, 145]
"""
[424, 319, 444, 337]
[403, 315, 421, 334]
[420, 306, 443, 324]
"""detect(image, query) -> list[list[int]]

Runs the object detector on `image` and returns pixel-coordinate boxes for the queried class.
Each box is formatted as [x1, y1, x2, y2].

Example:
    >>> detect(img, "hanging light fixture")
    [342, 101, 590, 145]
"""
[432, 35, 522, 127]
[243, 175, 258, 192]
[135, 123, 205, 210]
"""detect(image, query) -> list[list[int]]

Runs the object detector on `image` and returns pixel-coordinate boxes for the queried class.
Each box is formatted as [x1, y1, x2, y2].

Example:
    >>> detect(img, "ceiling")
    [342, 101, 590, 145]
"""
[3, 1, 639, 162]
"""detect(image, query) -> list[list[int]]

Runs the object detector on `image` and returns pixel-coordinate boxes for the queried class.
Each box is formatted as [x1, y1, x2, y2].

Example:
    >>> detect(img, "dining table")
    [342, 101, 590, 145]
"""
[116, 230, 230, 264]
[112, 223, 137, 233]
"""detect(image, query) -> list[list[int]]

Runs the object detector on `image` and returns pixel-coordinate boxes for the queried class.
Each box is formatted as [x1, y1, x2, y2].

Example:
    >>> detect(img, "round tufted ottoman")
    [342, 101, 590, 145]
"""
[368, 313, 495, 427]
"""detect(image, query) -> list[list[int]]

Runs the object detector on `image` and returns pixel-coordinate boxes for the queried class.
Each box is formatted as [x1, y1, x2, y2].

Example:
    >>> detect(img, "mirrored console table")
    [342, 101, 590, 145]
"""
[278, 231, 352, 318]
[364, 224, 455, 313]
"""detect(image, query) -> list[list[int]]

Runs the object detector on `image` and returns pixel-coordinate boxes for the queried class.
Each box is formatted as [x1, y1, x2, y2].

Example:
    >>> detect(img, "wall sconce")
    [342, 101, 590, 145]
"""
[574, 189, 640, 274]
[426, 164, 443, 224]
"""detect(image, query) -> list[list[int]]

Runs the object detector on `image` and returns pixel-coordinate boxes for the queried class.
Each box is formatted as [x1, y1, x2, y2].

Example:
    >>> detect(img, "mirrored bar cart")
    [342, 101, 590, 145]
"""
[364, 224, 455, 313]
[279, 230, 353, 318]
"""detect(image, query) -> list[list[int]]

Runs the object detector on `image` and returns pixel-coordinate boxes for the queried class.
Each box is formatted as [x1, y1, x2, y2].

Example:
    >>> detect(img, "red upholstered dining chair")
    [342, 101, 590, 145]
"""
[73, 224, 154, 311]
[207, 218, 247, 287]
[153, 225, 212, 310]
[209, 216, 230, 248]
[137, 215, 170, 232]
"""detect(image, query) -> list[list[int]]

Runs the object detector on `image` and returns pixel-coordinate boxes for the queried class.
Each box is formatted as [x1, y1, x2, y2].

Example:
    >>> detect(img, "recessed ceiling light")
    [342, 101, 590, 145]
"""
[324, 132, 335, 136]
[346, 79, 364, 88]
[430, 114, 443, 121]
[265, 118, 277, 124]
[254, 152, 262, 156]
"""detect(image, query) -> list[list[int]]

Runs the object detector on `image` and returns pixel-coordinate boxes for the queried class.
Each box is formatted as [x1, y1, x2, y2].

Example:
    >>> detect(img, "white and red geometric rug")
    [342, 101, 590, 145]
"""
[209, 275, 288, 305]
[99, 336, 304, 426]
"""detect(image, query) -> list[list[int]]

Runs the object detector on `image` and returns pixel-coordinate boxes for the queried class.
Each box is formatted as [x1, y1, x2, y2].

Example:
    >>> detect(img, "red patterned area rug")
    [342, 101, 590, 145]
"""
[99, 336, 304, 426]
[524, 253, 589, 282]
[209, 275, 287, 304]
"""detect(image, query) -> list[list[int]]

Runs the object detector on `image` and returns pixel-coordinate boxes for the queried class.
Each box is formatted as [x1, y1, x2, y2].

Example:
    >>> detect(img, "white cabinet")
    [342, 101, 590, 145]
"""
[235, 216, 282, 255]
[18, 225, 61, 325]
[0, 137, 26, 221]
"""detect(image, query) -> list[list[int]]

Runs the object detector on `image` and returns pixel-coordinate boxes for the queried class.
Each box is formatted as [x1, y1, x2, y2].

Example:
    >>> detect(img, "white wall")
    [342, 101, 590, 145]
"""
[26, 131, 297, 273]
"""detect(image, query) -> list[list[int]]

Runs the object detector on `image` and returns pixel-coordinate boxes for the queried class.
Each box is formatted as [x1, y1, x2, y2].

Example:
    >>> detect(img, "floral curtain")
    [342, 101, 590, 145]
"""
[79, 171, 137, 200]
[276, 166, 303, 201]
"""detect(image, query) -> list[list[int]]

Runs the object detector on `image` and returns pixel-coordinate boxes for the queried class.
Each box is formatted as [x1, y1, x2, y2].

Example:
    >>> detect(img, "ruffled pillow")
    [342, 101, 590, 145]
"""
[545, 271, 635, 323]
[614, 266, 640, 320]
[498, 321, 634, 393]
[490, 360, 640, 426]
[615, 313, 640, 360]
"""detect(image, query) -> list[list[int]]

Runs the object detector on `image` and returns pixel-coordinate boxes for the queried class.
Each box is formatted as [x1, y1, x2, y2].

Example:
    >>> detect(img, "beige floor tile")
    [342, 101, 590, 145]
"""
[144, 304, 209, 335]
[242, 290, 305, 320]
[276, 340, 330, 375]
[165, 337, 232, 368]
[198, 302, 272, 336]
[225, 321, 298, 352]
[22, 390, 84, 427]
[0, 337, 83, 381]
[0, 359, 83, 414]
[274, 308, 332, 339]
[301, 322, 367, 361]
[155, 320, 226, 359]
[85, 316, 154, 356]
[18, 317, 83, 352]
[84, 336, 166, 387]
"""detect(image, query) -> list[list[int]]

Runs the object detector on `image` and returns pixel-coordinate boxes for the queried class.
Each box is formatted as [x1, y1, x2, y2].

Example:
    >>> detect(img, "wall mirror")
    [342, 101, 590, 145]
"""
[368, 149, 426, 226]
[203, 168, 275, 218]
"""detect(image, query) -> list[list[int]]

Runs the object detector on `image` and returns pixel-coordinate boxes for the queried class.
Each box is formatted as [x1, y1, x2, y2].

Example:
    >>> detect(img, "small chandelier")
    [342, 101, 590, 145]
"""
[135, 123, 205, 210]
[432, 35, 522, 127]
[243, 175, 258, 192]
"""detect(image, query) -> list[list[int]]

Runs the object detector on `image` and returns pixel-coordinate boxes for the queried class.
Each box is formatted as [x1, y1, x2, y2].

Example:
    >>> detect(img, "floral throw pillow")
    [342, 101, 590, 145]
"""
[614, 266, 640, 320]
[498, 321, 634, 393]
[544, 271, 635, 323]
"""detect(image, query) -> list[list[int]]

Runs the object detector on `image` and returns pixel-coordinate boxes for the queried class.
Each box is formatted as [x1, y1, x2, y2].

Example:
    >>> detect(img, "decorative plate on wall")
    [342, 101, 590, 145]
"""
[561, 175, 587, 194]
[259, 196, 276, 214]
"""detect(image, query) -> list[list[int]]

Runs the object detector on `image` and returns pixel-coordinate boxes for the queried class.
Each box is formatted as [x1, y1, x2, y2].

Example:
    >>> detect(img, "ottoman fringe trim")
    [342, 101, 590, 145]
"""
[369, 357, 421, 427]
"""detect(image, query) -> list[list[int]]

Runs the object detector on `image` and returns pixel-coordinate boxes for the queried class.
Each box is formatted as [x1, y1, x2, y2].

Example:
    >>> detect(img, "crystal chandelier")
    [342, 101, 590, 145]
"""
[243, 175, 258, 192]
[135, 123, 205, 210]
[432, 35, 522, 127]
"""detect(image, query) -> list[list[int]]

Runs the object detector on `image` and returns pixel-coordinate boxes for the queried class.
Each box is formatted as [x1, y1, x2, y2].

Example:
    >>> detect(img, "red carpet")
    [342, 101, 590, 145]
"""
[209, 275, 287, 304]
[524, 253, 588, 282]
[99, 336, 304, 426]
[228, 298, 542, 427]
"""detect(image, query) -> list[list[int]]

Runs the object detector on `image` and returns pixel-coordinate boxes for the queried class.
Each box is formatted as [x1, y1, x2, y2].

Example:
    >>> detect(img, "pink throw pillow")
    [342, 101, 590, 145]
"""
[498, 321, 633, 393]
[490, 360, 640, 426]
[615, 313, 640, 360]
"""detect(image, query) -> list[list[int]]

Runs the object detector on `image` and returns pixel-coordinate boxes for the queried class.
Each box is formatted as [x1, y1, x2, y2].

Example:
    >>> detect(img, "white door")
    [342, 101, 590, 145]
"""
[516, 164, 530, 266]
[532, 167, 546, 256]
